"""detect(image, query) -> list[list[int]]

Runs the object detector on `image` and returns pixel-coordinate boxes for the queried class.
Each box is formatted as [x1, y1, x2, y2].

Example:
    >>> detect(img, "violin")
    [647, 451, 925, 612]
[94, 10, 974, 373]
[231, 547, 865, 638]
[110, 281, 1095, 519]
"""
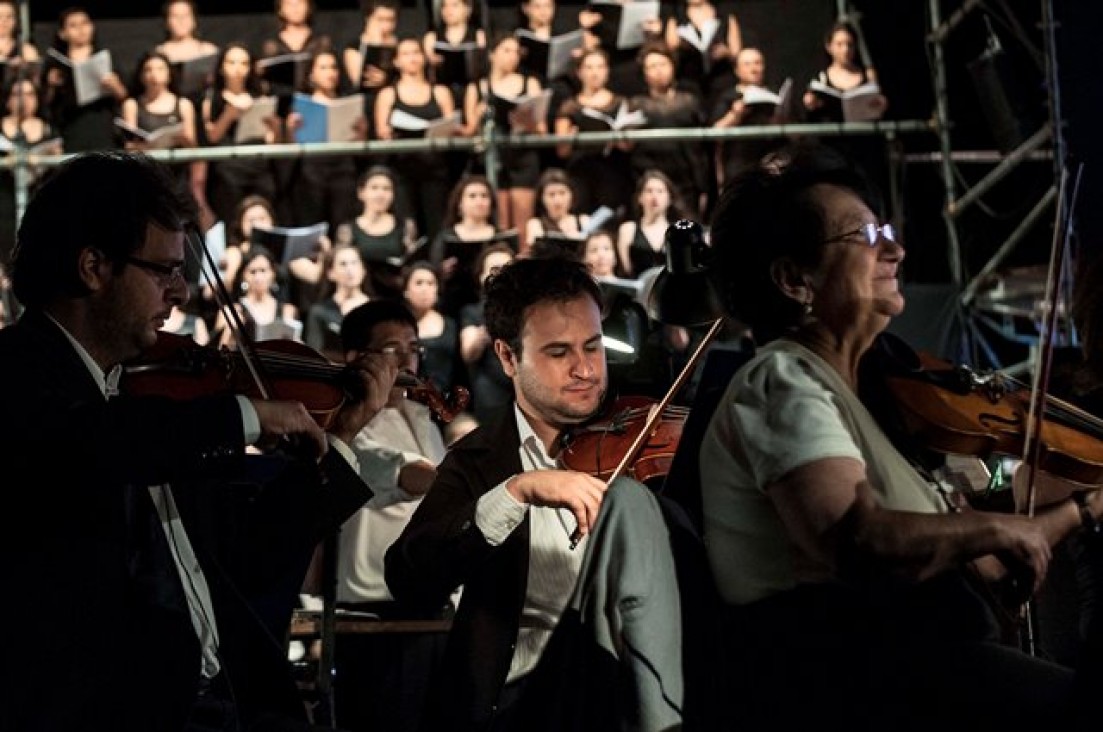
[873, 336, 1103, 488]
[560, 395, 689, 484]
[122, 331, 471, 427]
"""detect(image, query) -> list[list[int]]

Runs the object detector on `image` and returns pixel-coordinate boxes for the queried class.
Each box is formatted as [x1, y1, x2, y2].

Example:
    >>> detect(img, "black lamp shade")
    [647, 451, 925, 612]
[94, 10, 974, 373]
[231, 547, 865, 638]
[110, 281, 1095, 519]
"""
[646, 219, 727, 326]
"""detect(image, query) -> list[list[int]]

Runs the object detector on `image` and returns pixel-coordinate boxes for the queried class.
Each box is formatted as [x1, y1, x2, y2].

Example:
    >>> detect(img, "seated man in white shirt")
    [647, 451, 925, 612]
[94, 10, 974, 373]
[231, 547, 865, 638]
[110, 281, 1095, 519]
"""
[332, 298, 453, 732]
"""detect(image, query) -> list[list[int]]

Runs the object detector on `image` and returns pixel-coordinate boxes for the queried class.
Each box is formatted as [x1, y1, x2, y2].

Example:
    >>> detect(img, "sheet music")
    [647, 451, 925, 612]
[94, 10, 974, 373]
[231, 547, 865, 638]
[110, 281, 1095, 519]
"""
[507, 89, 552, 132]
[200, 221, 227, 286]
[253, 222, 329, 266]
[548, 29, 585, 79]
[616, 1, 660, 49]
[49, 48, 113, 106]
[233, 96, 278, 143]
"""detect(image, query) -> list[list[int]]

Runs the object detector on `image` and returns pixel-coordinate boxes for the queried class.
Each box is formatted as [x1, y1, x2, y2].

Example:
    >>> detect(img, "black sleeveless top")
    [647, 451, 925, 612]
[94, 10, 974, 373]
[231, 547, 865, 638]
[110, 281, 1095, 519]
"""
[136, 97, 182, 133]
[389, 84, 447, 174]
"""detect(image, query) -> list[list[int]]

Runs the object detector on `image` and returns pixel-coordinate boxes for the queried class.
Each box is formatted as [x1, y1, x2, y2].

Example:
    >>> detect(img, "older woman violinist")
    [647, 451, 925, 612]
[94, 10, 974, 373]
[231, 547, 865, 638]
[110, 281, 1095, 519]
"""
[698, 141, 1103, 731]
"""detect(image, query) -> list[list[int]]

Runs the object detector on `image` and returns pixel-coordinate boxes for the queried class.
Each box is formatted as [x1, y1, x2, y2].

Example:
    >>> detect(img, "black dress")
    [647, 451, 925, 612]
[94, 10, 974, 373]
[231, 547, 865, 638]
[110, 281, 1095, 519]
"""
[0, 119, 58, 263]
[669, 11, 736, 112]
[803, 67, 890, 200]
[420, 313, 464, 399]
[483, 76, 541, 190]
[460, 299, 514, 425]
[136, 98, 191, 187]
[338, 219, 406, 300]
[202, 90, 277, 227]
[556, 95, 635, 215]
[385, 85, 452, 242]
[629, 90, 710, 216]
[42, 49, 119, 153]
[710, 84, 786, 188]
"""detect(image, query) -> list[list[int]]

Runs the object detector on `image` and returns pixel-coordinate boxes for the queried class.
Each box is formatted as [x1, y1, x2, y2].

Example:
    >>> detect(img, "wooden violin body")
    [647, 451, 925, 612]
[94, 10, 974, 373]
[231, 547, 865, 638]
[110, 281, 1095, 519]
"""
[884, 352, 1103, 487]
[122, 331, 471, 427]
[560, 395, 688, 484]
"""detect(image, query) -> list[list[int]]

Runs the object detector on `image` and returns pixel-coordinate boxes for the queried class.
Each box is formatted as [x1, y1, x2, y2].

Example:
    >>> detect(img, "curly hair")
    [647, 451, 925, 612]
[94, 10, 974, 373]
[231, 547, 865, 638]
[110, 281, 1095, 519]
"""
[483, 256, 602, 355]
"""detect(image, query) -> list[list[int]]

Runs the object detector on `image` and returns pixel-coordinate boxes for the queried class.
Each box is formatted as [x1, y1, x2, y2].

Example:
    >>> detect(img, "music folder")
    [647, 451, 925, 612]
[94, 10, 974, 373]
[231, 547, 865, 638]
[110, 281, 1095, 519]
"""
[171, 52, 218, 98]
[256, 51, 312, 95]
[515, 29, 584, 81]
[291, 93, 365, 143]
[587, 0, 660, 49]
[251, 222, 329, 266]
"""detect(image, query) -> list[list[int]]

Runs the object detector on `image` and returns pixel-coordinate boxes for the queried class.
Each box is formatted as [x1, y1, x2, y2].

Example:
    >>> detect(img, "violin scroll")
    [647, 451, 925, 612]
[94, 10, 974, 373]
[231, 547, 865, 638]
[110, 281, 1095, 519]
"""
[398, 370, 471, 424]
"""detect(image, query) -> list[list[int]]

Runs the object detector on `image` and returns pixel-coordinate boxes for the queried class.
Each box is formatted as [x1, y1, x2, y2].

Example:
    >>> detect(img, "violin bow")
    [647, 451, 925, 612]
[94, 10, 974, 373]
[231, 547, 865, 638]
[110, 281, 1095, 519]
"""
[1013, 161, 1084, 656]
[188, 224, 341, 721]
[186, 226, 275, 399]
[1018, 165, 1079, 513]
[607, 317, 727, 482]
[569, 316, 727, 550]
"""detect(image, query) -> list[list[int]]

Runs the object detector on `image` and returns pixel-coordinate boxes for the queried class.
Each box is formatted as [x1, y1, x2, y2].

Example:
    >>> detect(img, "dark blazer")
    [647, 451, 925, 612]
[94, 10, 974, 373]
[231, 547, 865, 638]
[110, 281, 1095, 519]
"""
[0, 310, 372, 732]
[385, 409, 530, 731]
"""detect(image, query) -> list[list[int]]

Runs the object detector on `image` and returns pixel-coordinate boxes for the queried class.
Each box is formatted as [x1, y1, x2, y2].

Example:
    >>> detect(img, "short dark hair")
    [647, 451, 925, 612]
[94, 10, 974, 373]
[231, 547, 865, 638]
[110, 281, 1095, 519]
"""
[708, 141, 881, 343]
[340, 298, 418, 353]
[11, 151, 196, 308]
[483, 257, 602, 355]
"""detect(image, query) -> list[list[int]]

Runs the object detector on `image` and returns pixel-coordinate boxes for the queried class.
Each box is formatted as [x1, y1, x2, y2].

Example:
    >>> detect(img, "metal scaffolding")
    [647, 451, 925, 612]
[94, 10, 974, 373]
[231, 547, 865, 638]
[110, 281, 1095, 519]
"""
[924, 0, 1071, 370]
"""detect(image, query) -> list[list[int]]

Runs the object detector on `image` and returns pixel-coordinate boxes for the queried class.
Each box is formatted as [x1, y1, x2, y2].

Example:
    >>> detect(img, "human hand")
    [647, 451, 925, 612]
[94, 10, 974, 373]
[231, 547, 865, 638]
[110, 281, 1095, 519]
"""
[352, 115, 369, 140]
[578, 9, 602, 29]
[251, 399, 329, 458]
[990, 514, 1053, 597]
[363, 65, 387, 87]
[101, 71, 125, 97]
[506, 469, 608, 543]
[398, 459, 437, 496]
[442, 256, 458, 279]
[328, 353, 400, 444]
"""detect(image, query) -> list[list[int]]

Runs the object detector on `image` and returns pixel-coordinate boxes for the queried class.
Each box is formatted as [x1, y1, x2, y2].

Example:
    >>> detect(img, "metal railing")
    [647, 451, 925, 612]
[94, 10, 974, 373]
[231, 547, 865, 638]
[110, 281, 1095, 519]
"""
[1, 118, 936, 230]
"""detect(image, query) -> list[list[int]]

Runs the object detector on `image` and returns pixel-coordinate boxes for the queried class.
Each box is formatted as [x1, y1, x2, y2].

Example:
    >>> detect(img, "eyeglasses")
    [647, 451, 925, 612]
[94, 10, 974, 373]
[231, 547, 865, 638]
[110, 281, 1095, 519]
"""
[823, 222, 897, 248]
[366, 344, 427, 359]
[125, 256, 187, 286]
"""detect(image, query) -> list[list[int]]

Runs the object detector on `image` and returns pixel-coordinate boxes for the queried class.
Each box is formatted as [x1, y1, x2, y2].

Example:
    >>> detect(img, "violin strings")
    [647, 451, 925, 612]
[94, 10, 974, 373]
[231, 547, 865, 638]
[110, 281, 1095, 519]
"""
[1004, 374, 1103, 438]
[617, 405, 690, 419]
[249, 351, 347, 379]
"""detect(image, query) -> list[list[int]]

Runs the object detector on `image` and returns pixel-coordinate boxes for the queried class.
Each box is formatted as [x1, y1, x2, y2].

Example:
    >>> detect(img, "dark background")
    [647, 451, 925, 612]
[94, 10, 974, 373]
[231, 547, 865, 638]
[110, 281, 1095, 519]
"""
[16, 0, 1101, 361]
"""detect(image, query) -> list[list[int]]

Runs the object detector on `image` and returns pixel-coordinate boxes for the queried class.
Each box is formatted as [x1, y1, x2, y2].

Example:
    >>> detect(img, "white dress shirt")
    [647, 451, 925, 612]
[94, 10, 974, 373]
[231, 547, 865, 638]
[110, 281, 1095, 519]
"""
[474, 404, 586, 683]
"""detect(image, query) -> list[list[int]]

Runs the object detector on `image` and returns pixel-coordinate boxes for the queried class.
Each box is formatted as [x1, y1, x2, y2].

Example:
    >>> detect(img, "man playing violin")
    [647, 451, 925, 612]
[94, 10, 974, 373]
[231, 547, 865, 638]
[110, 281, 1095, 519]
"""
[699, 140, 1103, 731]
[0, 150, 396, 732]
[330, 298, 452, 732]
[385, 256, 684, 731]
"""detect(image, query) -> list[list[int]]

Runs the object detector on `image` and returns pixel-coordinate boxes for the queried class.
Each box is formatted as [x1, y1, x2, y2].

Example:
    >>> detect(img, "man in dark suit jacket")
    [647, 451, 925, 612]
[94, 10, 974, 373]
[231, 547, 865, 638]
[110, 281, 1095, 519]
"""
[0, 151, 395, 732]
[385, 257, 611, 730]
